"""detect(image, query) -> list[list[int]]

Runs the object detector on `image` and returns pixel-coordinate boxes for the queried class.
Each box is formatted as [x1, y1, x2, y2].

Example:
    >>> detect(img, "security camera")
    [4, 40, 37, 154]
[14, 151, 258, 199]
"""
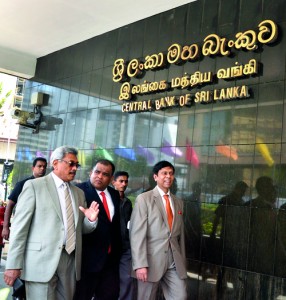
[11, 108, 35, 124]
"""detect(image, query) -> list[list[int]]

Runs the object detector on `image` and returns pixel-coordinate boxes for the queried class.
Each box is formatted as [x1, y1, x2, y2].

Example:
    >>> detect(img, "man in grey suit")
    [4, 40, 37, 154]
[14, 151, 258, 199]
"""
[130, 160, 187, 300]
[4, 145, 99, 300]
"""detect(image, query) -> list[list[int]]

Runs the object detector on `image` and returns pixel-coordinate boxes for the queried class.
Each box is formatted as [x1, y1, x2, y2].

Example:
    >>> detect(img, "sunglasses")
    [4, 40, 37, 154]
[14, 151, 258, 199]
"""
[59, 159, 81, 169]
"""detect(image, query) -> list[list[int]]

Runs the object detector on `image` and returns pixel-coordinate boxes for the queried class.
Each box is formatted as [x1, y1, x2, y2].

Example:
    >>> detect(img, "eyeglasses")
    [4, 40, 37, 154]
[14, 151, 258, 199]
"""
[59, 159, 81, 169]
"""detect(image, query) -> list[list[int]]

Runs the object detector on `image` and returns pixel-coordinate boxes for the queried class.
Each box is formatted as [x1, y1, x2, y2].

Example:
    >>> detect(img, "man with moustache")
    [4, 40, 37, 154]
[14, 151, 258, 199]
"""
[4, 146, 99, 300]
[74, 159, 122, 300]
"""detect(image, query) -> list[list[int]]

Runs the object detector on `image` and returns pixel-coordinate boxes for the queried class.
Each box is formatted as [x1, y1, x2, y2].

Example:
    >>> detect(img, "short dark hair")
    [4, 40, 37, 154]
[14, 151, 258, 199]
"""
[33, 157, 47, 167]
[94, 159, 115, 175]
[114, 171, 129, 180]
[152, 160, 175, 175]
[255, 176, 273, 195]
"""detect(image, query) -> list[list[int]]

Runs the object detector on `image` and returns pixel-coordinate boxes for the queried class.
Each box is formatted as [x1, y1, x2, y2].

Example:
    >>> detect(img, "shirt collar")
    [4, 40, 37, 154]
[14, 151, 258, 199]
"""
[96, 188, 108, 195]
[156, 186, 170, 197]
[51, 172, 66, 188]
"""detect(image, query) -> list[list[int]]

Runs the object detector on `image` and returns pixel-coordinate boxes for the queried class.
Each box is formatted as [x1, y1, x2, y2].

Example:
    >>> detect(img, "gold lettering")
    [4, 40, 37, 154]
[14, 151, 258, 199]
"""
[194, 92, 199, 103]
[179, 94, 191, 106]
[114, 19, 278, 84]
[195, 91, 210, 102]
[180, 75, 190, 89]
[155, 99, 161, 110]
[140, 81, 149, 93]
[185, 94, 191, 105]
[127, 59, 142, 78]
[128, 102, 135, 110]
[240, 85, 249, 98]
[167, 43, 182, 64]
[165, 96, 175, 106]
[213, 86, 250, 101]
[190, 71, 201, 87]
[137, 102, 142, 111]
[113, 59, 126, 82]
[243, 59, 258, 75]
[181, 44, 200, 61]
[119, 82, 132, 100]
[202, 34, 230, 56]
[231, 86, 239, 98]
[213, 89, 219, 100]
[234, 30, 257, 51]
[258, 20, 278, 44]
[179, 95, 185, 106]
[231, 63, 243, 77]
[159, 98, 165, 107]
[171, 77, 181, 88]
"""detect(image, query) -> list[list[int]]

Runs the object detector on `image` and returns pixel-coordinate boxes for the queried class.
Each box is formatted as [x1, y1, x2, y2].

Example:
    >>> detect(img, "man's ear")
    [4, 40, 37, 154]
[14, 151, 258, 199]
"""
[153, 174, 157, 182]
[52, 160, 58, 170]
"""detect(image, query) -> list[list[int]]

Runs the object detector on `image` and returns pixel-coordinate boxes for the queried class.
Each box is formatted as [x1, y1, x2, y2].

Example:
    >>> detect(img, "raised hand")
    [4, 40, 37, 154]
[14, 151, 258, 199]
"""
[79, 201, 99, 222]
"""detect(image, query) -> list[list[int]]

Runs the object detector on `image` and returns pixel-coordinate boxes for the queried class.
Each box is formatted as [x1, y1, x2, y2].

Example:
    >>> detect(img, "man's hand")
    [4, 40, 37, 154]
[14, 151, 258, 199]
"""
[4, 269, 21, 286]
[79, 201, 99, 222]
[1, 226, 10, 241]
[136, 267, 148, 282]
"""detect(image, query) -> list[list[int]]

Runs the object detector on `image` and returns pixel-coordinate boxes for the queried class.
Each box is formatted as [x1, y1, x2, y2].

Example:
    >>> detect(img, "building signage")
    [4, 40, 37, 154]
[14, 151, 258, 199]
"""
[112, 20, 278, 113]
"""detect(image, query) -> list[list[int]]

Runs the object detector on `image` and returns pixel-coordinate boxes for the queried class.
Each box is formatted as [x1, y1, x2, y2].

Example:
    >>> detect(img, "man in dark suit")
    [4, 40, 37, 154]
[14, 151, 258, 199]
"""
[74, 159, 122, 300]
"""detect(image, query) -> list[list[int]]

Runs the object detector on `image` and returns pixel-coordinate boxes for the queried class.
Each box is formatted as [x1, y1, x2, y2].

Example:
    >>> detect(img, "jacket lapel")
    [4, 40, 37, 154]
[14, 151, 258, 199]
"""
[171, 193, 178, 232]
[153, 187, 170, 230]
[45, 174, 63, 222]
[89, 183, 110, 223]
[70, 185, 79, 226]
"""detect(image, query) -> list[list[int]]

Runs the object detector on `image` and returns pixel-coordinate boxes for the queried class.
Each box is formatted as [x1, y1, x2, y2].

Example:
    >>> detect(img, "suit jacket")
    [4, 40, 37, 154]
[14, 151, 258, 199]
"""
[6, 173, 96, 282]
[130, 186, 187, 282]
[76, 181, 122, 272]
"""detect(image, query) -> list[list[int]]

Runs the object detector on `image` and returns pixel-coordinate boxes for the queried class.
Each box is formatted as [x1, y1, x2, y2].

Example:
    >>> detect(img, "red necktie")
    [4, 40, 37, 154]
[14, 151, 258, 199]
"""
[100, 191, 111, 253]
[100, 191, 111, 221]
[164, 194, 173, 230]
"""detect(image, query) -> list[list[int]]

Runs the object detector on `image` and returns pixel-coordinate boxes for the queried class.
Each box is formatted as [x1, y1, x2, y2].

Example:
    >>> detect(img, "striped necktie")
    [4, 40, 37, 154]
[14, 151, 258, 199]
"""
[64, 183, 75, 254]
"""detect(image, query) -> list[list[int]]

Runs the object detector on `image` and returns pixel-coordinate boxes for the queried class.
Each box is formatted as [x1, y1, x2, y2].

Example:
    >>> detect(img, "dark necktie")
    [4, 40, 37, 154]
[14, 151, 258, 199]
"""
[164, 194, 173, 230]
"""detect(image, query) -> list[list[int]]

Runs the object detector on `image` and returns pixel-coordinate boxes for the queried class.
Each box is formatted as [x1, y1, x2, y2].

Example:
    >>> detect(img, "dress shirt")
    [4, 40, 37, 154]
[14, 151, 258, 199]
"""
[97, 188, 115, 220]
[156, 186, 174, 214]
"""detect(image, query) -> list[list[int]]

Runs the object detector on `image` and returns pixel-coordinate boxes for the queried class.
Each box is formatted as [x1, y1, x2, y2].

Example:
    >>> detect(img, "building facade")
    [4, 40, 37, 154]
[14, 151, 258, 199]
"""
[12, 0, 286, 298]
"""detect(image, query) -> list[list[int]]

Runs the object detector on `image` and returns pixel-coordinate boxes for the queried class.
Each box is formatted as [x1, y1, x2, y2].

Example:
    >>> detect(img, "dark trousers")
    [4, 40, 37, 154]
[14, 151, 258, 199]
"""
[74, 257, 119, 300]
[119, 248, 135, 300]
